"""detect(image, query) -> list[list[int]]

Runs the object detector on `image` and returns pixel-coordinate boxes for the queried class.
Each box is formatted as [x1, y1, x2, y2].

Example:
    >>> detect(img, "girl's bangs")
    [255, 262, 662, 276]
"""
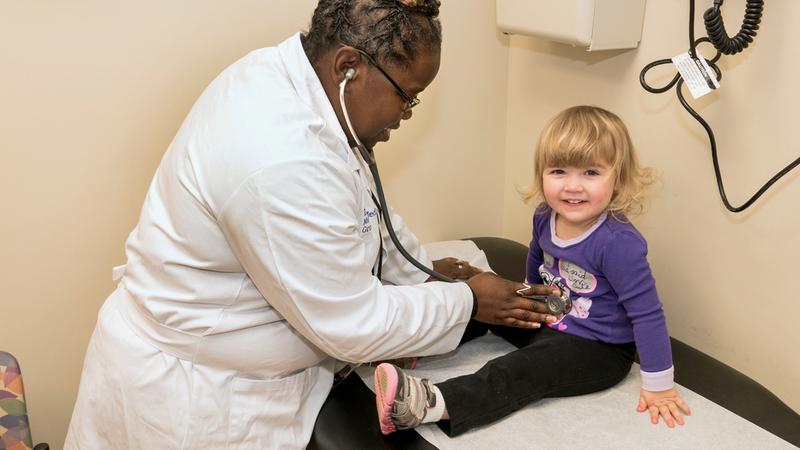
[541, 130, 616, 169]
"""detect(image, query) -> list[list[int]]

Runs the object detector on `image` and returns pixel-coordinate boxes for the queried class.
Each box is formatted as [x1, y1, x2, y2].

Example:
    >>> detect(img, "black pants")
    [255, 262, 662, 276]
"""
[436, 321, 636, 436]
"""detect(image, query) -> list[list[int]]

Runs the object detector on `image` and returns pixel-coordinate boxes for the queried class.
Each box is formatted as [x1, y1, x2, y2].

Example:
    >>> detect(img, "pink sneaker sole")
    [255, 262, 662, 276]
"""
[374, 363, 399, 435]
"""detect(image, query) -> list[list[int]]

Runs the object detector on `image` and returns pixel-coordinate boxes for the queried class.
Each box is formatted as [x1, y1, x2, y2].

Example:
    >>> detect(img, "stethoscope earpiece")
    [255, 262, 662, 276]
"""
[345, 68, 355, 80]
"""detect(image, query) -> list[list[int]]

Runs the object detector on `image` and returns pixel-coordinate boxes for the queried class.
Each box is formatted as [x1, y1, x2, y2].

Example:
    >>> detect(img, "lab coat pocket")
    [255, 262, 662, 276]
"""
[226, 366, 318, 450]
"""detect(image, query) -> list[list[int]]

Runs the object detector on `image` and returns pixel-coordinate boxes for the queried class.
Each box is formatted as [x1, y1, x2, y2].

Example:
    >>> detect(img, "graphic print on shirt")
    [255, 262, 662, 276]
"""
[569, 297, 592, 319]
[539, 264, 593, 330]
[558, 259, 597, 294]
[538, 268, 567, 297]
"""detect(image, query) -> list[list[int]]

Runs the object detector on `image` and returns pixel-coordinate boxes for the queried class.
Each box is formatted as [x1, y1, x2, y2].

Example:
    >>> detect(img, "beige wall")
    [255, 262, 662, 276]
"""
[0, 1, 507, 447]
[2, 1, 797, 448]
[502, 0, 800, 412]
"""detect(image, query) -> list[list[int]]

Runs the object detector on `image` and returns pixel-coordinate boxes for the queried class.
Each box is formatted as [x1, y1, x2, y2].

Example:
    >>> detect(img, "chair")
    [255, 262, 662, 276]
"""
[0, 351, 49, 450]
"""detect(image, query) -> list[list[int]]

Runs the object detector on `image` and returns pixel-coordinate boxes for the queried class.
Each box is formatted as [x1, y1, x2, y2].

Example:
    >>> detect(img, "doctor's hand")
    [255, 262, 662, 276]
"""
[467, 273, 559, 328]
[428, 257, 482, 281]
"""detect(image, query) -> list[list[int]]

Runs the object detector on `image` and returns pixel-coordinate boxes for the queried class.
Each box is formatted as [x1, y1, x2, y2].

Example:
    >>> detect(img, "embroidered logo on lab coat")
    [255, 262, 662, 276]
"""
[362, 208, 378, 233]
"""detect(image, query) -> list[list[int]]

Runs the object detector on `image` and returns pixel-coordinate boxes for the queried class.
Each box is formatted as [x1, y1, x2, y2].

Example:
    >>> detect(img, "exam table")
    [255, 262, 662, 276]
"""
[308, 237, 800, 449]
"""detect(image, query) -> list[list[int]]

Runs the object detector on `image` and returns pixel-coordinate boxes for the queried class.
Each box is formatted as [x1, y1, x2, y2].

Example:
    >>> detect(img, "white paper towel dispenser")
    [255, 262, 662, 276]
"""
[496, 0, 646, 51]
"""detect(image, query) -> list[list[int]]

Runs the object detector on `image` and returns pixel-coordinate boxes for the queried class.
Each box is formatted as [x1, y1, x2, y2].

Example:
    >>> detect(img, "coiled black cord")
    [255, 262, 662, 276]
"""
[704, 0, 763, 55]
[641, 0, 800, 213]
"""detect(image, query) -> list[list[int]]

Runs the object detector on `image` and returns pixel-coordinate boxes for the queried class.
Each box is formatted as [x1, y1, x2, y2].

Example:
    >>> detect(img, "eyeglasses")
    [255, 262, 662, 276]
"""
[354, 48, 420, 111]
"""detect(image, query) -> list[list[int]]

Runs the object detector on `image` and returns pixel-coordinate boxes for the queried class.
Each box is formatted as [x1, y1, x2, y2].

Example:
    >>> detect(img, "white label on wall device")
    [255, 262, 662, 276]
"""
[671, 51, 720, 99]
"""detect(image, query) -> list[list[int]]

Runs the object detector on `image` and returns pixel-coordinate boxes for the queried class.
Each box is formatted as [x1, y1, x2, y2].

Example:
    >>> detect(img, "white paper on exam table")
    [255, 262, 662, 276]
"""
[356, 333, 794, 450]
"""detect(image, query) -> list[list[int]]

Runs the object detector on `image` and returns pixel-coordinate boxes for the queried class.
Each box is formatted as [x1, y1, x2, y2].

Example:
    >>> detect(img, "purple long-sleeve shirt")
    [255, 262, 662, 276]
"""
[527, 207, 674, 391]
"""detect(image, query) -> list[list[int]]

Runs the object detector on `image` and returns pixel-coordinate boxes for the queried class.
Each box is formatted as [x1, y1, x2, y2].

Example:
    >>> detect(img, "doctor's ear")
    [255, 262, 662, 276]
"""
[332, 46, 361, 83]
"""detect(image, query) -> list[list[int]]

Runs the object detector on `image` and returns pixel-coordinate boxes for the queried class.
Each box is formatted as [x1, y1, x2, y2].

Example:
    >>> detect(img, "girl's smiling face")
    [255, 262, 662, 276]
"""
[542, 162, 615, 237]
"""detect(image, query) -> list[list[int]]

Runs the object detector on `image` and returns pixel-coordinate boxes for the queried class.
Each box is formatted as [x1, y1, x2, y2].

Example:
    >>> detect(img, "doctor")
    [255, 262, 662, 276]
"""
[65, 0, 557, 448]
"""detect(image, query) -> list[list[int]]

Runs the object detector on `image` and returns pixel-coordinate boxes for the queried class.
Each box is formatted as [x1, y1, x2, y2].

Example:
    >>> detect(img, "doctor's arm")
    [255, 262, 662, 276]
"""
[218, 159, 475, 362]
[219, 159, 553, 363]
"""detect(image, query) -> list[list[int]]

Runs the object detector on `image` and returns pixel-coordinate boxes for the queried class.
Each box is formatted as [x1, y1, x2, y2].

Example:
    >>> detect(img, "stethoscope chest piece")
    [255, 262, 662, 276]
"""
[546, 294, 572, 316]
[517, 284, 573, 316]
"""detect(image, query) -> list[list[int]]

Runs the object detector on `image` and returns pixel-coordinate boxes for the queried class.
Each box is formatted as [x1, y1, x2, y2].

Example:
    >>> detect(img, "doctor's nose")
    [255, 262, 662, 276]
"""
[402, 108, 413, 121]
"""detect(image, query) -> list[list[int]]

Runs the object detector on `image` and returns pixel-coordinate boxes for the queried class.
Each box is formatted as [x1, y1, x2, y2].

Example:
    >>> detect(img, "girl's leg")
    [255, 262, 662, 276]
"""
[438, 327, 635, 436]
[373, 322, 534, 434]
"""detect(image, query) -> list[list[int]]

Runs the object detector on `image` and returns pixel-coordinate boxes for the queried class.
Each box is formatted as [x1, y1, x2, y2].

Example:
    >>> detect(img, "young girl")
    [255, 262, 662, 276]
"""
[373, 105, 691, 436]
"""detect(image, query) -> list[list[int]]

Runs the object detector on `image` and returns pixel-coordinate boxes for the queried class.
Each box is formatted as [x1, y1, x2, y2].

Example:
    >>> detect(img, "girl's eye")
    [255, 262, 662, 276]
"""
[548, 169, 565, 175]
[585, 169, 600, 176]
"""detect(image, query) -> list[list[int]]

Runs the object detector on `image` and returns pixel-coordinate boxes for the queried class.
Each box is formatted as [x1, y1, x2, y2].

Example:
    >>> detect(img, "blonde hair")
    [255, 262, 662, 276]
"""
[521, 105, 654, 217]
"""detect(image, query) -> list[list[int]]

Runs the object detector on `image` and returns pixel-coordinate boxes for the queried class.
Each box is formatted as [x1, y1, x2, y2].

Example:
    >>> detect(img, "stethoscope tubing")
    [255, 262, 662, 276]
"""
[338, 76, 455, 283]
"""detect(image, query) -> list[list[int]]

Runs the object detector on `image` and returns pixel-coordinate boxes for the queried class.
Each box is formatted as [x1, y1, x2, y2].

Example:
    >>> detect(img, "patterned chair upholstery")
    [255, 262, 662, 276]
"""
[0, 351, 48, 450]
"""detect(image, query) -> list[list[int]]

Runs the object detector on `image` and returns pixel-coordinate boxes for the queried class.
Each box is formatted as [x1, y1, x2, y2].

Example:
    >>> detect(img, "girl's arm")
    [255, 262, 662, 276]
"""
[602, 230, 691, 427]
[526, 209, 547, 284]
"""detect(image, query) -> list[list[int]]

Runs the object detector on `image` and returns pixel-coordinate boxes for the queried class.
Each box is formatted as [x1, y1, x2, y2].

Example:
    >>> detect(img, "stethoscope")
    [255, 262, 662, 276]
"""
[338, 68, 456, 283]
[337, 69, 571, 316]
[331, 73, 454, 387]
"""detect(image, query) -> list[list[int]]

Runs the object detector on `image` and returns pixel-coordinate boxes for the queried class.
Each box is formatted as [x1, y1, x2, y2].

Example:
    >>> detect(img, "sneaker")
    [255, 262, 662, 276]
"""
[374, 362, 437, 434]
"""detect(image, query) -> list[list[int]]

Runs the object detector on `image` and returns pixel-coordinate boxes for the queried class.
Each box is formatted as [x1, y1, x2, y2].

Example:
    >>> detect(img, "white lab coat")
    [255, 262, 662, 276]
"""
[65, 33, 472, 450]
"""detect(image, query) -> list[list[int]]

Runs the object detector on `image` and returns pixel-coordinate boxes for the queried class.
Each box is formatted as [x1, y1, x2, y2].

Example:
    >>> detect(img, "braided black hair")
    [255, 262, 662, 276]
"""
[303, 0, 442, 69]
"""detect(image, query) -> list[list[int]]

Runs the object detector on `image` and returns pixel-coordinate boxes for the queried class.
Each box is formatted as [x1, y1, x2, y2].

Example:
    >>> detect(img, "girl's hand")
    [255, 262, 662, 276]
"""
[637, 387, 691, 428]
